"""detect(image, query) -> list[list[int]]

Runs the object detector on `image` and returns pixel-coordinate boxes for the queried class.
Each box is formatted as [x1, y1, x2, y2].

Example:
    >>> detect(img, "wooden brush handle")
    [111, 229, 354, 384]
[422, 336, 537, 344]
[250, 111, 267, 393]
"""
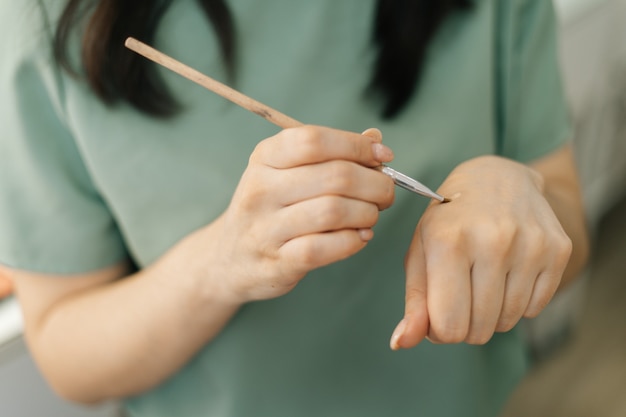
[124, 37, 303, 129]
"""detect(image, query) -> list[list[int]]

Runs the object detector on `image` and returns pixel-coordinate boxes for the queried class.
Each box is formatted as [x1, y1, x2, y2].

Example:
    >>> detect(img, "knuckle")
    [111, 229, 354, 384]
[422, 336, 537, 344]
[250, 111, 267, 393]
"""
[294, 126, 323, 157]
[465, 331, 493, 345]
[523, 306, 542, 319]
[325, 162, 355, 193]
[498, 219, 519, 240]
[431, 321, 467, 344]
[496, 308, 523, 332]
[367, 205, 380, 226]
[405, 285, 427, 304]
[501, 294, 527, 319]
[249, 140, 268, 164]
[534, 226, 572, 267]
[316, 198, 345, 229]
[351, 135, 369, 162]
[296, 240, 320, 269]
[525, 293, 553, 318]
[235, 181, 269, 212]
[379, 177, 396, 209]
[475, 220, 516, 255]
[444, 331, 467, 344]
[495, 317, 518, 333]
[554, 234, 573, 264]
[358, 203, 380, 229]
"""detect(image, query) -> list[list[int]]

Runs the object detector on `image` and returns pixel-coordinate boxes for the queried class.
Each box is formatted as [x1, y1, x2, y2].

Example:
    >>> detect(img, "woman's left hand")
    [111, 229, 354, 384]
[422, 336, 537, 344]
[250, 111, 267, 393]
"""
[390, 155, 573, 349]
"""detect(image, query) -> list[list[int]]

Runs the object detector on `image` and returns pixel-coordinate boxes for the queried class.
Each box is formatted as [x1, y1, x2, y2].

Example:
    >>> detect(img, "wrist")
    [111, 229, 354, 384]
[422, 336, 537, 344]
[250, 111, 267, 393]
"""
[153, 221, 246, 312]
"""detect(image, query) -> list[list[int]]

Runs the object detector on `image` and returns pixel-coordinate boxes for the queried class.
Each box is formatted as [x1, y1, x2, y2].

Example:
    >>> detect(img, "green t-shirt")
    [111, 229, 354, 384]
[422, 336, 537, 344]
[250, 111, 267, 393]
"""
[0, 0, 570, 416]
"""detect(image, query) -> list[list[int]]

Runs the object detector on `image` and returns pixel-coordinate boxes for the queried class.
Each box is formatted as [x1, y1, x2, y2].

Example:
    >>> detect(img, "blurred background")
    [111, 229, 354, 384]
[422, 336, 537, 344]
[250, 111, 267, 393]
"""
[1, 0, 625, 416]
[503, 0, 626, 415]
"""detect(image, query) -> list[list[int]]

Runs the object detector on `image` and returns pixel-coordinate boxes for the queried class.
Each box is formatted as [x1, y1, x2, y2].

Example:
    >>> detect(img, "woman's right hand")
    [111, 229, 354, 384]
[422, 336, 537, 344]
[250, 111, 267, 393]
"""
[8, 125, 393, 403]
[208, 125, 395, 303]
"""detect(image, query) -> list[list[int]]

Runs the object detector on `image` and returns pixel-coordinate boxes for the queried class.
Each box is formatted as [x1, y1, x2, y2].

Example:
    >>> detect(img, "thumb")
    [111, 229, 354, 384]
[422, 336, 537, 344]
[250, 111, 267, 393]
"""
[361, 127, 383, 142]
[390, 232, 429, 350]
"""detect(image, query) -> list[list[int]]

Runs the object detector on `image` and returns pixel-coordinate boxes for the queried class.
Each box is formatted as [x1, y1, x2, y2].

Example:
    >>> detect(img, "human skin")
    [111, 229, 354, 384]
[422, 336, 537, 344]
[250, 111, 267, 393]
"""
[9, 126, 589, 403]
[10, 125, 396, 403]
[0, 269, 13, 298]
[391, 144, 589, 348]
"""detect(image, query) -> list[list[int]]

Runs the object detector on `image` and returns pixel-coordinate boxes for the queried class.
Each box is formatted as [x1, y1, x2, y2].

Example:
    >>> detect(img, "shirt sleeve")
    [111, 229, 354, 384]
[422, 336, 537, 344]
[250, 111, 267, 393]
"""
[0, 4, 128, 274]
[495, 0, 572, 162]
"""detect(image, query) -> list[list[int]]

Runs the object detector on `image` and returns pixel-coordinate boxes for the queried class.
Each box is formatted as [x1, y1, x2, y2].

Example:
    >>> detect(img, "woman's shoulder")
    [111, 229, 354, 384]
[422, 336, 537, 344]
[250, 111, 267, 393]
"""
[0, 1, 70, 145]
[0, 1, 63, 61]
[0, 1, 62, 32]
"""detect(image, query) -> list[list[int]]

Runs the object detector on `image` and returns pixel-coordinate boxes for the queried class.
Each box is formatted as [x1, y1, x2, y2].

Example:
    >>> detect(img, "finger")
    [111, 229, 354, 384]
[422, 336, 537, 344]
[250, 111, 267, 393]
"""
[361, 127, 383, 142]
[525, 234, 571, 318]
[279, 229, 369, 275]
[391, 234, 429, 350]
[495, 269, 536, 332]
[424, 237, 472, 344]
[273, 196, 380, 243]
[254, 125, 394, 169]
[524, 270, 562, 318]
[495, 242, 542, 332]
[361, 128, 392, 165]
[372, 144, 392, 164]
[465, 260, 506, 345]
[274, 160, 395, 210]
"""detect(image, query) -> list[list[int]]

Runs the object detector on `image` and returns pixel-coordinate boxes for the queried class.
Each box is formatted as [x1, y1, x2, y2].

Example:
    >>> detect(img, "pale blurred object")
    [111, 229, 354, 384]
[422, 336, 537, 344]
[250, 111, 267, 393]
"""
[557, 0, 626, 222]
[555, 0, 615, 23]
[0, 298, 21, 349]
[0, 268, 21, 349]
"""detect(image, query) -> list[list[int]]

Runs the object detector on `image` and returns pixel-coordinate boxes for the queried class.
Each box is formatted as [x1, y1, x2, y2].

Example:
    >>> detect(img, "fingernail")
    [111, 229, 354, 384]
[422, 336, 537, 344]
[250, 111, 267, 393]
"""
[372, 143, 394, 162]
[358, 228, 374, 241]
[390, 318, 407, 351]
[362, 127, 383, 141]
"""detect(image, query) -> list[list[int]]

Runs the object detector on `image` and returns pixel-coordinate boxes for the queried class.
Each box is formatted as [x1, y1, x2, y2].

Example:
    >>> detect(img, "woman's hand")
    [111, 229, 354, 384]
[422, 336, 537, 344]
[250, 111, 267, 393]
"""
[202, 125, 395, 304]
[391, 155, 573, 349]
[11, 126, 395, 403]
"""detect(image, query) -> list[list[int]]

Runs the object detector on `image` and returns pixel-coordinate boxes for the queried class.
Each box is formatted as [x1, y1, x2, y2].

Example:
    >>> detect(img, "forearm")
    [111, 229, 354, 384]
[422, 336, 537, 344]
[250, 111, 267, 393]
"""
[531, 145, 590, 287]
[15, 125, 396, 398]
[540, 178, 590, 286]
[25, 224, 241, 404]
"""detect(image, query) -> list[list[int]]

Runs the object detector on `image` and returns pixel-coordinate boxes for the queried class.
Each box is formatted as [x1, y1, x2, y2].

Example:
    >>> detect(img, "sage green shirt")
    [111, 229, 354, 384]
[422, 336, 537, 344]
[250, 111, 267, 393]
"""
[0, 0, 570, 416]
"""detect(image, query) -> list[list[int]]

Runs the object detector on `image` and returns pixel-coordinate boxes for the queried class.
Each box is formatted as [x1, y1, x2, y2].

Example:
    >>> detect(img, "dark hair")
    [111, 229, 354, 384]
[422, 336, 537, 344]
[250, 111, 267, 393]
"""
[53, 0, 470, 119]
